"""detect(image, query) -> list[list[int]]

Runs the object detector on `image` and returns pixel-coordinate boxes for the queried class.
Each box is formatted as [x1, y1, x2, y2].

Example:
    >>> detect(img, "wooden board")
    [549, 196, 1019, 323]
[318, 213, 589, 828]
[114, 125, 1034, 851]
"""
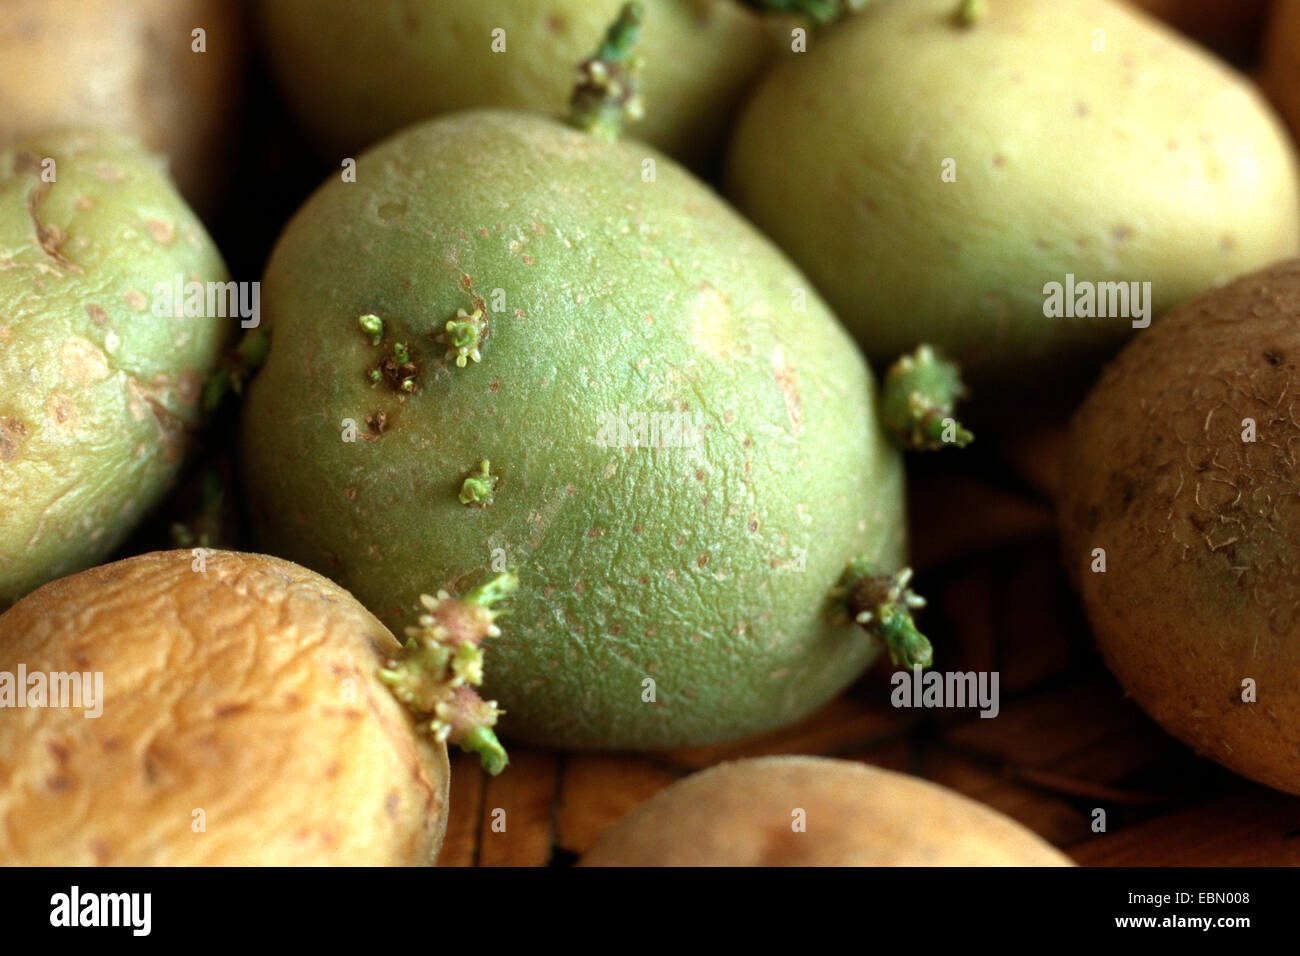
[437, 460, 1300, 867]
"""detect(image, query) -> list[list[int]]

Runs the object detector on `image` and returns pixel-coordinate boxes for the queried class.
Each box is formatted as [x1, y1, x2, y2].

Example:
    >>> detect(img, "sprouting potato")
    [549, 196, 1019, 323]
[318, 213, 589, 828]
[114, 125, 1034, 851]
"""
[0, 551, 450, 865]
[726, 0, 1300, 398]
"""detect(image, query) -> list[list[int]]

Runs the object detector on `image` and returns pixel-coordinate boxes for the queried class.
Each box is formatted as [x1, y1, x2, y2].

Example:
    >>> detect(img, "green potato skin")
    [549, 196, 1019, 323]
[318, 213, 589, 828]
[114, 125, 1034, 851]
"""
[258, 0, 776, 168]
[726, 0, 1300, 393]
[0, 131, 229, 605]
[241, 111, 906, 750]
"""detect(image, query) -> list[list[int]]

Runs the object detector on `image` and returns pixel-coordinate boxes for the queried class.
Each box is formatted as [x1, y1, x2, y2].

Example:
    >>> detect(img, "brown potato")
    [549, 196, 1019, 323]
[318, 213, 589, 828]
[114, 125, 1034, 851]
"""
[0, 550, 448, 865]
[1264, 0, 1300, 140]
[0, 0, 243, 209]
[1060, 259, 1300, 795]
[580, 756, 1073, 866]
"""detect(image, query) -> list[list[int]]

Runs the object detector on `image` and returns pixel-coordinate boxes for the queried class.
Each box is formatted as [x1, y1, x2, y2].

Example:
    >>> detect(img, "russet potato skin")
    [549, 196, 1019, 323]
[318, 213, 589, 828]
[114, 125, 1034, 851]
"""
[241, 110, 905, 751]
[0, 131, 229, 607]
[1264, 0, 1300, 142]
[726, 0, 1300, 395]
[258, 0, 774, 168]
[0, 0, 243, 210]
[1060, 260, 1300, 795]
[581, 756, 1073, 865]
[0, 551, 449, 866]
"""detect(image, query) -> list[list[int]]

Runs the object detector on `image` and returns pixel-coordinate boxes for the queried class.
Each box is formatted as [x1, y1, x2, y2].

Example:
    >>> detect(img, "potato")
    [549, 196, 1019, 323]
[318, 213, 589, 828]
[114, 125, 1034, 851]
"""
[1264, 0, 1300, 141]
[726, 0, 1300, 396]
[1060, 259, 1300, 795]
[0, 0, 243, 210]
[581, 756, 1072, 865]
[0, 130, 229, 607]
[239, 109, 916, 751]
[0, 550, 449, 865]
[257, 0, 775, 168]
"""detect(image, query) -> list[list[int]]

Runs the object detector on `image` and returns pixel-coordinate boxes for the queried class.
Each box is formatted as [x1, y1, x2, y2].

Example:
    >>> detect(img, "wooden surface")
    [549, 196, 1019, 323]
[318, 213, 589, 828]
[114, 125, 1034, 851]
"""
[435, 451, 1300, 867]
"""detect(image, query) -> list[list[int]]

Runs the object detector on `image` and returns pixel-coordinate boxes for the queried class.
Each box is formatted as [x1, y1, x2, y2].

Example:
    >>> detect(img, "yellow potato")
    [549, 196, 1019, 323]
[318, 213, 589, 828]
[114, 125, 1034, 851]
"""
[0, 0, 244, 209]
[581, 756, 1073, 866]
[0, 550, 449, 865]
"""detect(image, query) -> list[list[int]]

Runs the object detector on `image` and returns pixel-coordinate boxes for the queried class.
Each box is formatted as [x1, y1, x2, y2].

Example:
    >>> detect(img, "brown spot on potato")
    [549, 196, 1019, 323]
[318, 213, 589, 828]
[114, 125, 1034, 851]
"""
[85, 304, 108, 326]
[0, 417, 29, 460]
[124, 290, 148, 311]
[145, 397, 185, 462]
[770, 347, 803, 434]
[45, 394, 78, 430]
[145, 220, 176, 243]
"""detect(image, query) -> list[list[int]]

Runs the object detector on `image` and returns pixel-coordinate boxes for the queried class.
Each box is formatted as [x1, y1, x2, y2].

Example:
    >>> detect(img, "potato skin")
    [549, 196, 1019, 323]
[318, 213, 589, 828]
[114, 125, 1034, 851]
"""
[0, 551, 449, 866]
[0, 0, 243, 210]
[726, 0, 1300, 394]
[241, 110, 905, 751]
[257, 0, 774, 168]
[581, 756, 1072, 865]
[0, 131, 229, 606]
[1060, 260, 1300, 795]
[1264, 0, 1300, 142]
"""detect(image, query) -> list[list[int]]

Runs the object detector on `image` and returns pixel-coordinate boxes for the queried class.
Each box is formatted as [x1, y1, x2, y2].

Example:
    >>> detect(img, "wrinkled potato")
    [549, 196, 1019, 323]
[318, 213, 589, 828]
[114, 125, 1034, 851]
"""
[240, 109, 912, 751]
[1060, 259, 1300, 795]
[0, 0, 243, 209]
[1264, 0, 1300, 141]
[581, 756, 1073, 865]
[0, 130, 229, 607]
[0, 550, 449, 865]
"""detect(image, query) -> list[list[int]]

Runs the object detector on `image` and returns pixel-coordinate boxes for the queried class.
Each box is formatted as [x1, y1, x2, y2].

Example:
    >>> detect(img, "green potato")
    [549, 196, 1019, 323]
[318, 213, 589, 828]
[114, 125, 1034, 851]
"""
[240, 108, 920, 750]
[257, 0, 777, 168]
[0, 131, 230, 605]
[726, 0, 1300, 395]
